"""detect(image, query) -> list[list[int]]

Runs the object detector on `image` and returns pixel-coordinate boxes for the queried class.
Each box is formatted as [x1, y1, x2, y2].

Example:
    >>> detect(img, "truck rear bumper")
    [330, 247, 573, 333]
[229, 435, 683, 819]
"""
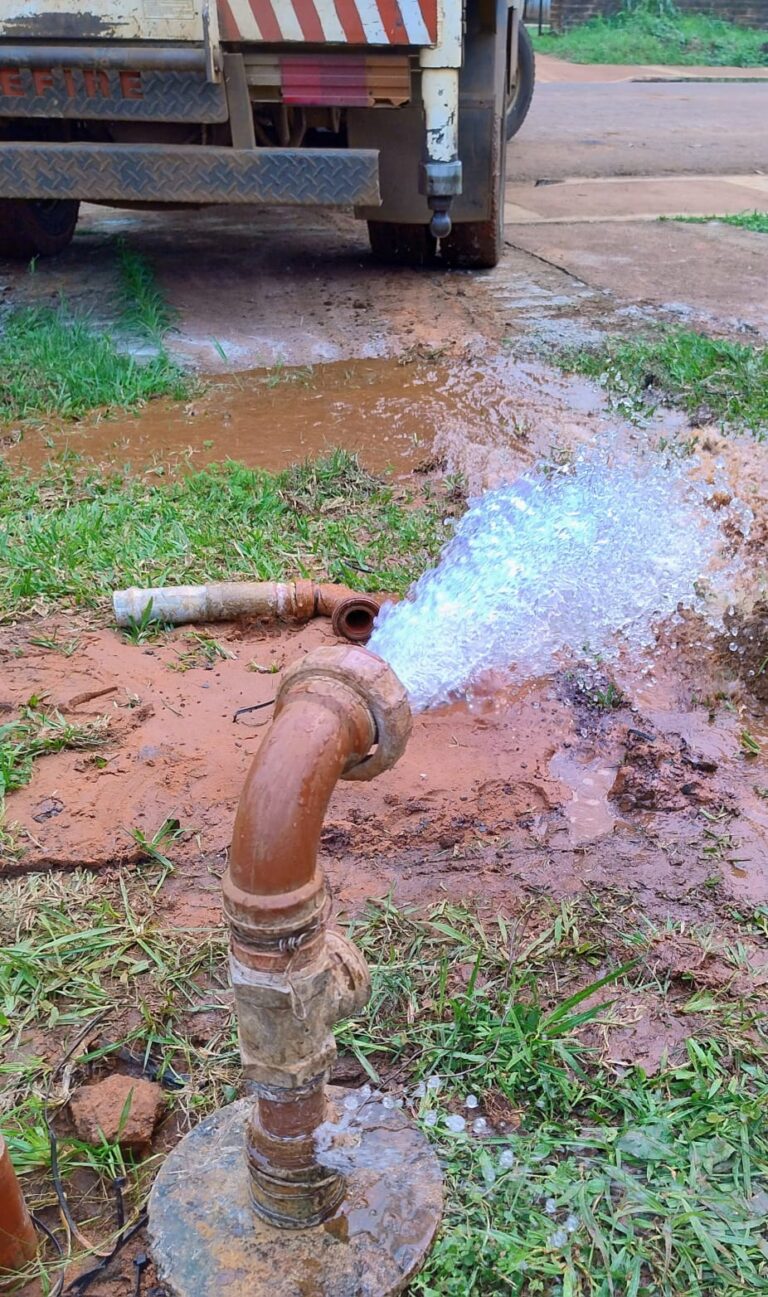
[0, 142, 381, 207]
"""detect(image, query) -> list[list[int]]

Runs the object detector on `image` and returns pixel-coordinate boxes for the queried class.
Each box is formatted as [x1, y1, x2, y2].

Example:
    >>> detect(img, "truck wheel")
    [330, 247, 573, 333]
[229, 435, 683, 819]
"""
[0, 199, 80, 260]
[506, 24, 536, 141]
[367, 220, 436, 267]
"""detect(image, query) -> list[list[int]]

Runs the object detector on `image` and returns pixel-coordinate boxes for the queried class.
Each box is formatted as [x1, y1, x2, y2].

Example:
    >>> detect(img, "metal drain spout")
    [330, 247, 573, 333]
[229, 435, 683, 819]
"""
[222, 645, 412, 1228]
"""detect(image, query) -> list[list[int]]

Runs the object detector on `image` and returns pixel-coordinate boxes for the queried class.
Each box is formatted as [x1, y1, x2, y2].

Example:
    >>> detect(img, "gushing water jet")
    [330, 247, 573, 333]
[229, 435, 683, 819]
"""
[148, 646, 442, 1297]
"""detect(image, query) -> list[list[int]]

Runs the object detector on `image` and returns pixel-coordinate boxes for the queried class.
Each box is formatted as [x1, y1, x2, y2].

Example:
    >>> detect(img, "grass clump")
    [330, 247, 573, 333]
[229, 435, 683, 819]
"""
[561, 327, 768, 435]
[0, 705, 108, 800]
[0, 450, 447, 616]
[115, 238, 179, 343]
[0, 244, 190, 423]
[534, 0, 768, 66]
[670, 210, 768, 234]
[340, 899, 768, 1297]
[0, 303, 190, 422]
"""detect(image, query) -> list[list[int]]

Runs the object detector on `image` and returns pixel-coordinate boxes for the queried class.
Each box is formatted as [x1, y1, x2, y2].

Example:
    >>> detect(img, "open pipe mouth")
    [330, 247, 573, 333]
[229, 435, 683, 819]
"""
[330, 595, 381, 644]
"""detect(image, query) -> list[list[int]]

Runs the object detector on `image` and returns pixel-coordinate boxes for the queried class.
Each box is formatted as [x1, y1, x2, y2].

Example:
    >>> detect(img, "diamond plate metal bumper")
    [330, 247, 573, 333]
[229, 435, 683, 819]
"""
[0, 142, 381, 207]
[0, 69, 228, 123]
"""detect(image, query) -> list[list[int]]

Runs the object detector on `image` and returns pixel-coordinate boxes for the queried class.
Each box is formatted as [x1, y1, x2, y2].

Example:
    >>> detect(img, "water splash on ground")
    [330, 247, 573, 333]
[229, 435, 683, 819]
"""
[369, 450, 737, 712]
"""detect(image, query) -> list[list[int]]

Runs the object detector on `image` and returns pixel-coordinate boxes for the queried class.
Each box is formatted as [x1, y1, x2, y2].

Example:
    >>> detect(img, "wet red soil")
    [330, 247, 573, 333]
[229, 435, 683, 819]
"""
[2, 607, 766, 918]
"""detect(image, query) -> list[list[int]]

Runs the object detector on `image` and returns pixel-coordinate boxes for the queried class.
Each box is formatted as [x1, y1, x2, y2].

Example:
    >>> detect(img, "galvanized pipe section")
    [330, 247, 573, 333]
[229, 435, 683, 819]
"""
[0, 1136, 37, 1284]
[113, 581, 390, 644]
[222, 645, 411, 1228]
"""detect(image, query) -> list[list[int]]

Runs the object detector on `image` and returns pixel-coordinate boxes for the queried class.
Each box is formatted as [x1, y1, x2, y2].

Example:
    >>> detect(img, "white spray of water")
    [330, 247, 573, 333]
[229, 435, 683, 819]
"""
[369, 452, 729, 712]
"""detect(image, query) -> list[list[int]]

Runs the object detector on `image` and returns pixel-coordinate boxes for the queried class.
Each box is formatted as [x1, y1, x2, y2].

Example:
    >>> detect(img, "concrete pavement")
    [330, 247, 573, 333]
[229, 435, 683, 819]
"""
[510, 80, 768, 180]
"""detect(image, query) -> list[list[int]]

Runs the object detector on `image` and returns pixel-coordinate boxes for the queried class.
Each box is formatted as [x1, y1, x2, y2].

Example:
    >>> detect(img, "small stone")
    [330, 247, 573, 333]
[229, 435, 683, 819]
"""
[69, 1074, 165, 1150]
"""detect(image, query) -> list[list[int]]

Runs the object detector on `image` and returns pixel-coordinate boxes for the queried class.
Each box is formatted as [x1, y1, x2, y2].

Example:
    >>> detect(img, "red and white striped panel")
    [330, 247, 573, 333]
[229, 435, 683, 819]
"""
[218, 0, 437, 46]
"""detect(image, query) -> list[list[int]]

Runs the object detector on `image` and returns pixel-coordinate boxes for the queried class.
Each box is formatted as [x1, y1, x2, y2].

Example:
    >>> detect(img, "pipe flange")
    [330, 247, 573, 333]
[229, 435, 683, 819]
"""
[277, 646, 411, 782]
[330, 595, 380, 644]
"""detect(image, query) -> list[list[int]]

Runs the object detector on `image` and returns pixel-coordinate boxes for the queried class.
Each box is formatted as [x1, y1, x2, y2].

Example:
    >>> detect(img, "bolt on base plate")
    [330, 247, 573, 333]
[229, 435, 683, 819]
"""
[148, 1088, 443, 1297]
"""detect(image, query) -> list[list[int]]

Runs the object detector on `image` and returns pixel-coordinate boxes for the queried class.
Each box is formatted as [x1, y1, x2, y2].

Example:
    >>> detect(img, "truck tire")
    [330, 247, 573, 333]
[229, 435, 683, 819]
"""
[367, 219, 436, 267]
[506, 24, 535, 141]
[0, 199, 80, 260]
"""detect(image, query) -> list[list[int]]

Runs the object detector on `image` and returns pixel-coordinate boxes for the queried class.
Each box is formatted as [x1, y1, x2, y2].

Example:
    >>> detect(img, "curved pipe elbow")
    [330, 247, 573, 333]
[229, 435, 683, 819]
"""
[223, 646, 412, 953]
[226, 689, 374, 928]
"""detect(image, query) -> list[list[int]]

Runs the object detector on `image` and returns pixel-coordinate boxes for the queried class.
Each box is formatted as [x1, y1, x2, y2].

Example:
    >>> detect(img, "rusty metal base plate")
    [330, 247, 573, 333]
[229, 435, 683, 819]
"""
[148, 1089, 443, 1297]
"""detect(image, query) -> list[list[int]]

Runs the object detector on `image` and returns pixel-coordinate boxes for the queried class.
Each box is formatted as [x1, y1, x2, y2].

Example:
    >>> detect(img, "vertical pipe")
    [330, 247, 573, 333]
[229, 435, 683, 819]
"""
[222, 646, 412, 1230]
[0, 1136, 37, 1283]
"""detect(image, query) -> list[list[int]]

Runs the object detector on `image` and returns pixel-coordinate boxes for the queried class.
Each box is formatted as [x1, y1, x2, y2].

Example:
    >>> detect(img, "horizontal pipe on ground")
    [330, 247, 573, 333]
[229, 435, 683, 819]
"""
[113, 581, 389, 642]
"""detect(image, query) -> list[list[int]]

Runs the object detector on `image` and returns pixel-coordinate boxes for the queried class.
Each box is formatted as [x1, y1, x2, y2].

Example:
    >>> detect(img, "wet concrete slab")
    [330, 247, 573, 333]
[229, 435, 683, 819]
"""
[507, 218, 768, 336]
[505, 174, 768, 225]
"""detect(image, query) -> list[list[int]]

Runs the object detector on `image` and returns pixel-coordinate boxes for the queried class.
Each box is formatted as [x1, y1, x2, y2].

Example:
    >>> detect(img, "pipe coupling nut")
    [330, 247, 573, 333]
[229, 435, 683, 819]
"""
[231, 931, 370, 1089]
[277, 645, 411, 781]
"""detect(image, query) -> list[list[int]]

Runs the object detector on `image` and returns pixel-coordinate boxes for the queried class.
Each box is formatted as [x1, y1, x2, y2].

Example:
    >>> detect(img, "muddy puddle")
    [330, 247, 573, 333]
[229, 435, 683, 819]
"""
[6, 353, 611, 485]
[548, 751, 618, 844]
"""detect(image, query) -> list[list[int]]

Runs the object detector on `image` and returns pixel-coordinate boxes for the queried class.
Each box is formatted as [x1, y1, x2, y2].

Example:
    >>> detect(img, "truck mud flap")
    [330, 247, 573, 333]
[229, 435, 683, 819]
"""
[0, 142, 381, 207]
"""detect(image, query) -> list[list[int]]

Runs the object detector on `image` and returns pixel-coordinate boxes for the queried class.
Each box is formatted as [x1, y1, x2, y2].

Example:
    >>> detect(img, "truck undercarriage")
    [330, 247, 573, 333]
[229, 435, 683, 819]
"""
[0, 0, 535, 268]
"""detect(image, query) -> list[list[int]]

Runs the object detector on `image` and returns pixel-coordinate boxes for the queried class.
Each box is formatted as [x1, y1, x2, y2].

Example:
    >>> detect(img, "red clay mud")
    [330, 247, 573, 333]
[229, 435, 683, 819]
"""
[2, 607, 767, 912]
[69, 1075, 165, 1151]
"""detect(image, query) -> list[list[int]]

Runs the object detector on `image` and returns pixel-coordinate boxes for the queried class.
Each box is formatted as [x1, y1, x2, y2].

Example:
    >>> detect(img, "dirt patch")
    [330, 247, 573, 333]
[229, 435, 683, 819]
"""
[609, 727, 721, 812]
[70, 1075, 165, 1151]
[649, 934, 768, 998]
[2, 608, 766, 911]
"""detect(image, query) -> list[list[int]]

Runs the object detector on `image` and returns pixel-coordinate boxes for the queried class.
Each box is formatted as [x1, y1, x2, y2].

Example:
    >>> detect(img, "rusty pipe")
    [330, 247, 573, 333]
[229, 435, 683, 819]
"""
[0, 1136, 37, 1285]
[222, 645, 411, 1228]
[112, 581, 391, 644]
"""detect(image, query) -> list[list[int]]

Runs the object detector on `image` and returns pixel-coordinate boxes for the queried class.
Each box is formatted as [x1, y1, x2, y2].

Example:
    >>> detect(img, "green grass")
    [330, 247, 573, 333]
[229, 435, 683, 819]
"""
[115, 238, 179, 343]
[0, 244, 191, 424]
[560, 327, 768, 436]
[0, 705, 108, 801]
[534, 0, 768, 66]
[669, 210, 768, 234]
[0, 305, 190, 422]
[340, 898, 768, 1297]
[2, 878, 766, 1294]
[0, 451, 447, 616]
